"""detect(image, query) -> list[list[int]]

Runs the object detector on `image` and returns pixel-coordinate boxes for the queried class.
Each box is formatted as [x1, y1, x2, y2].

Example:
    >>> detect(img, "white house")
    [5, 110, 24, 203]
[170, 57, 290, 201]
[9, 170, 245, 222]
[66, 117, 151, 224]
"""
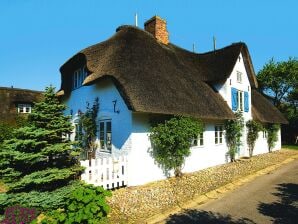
[57, 16, 287, 189]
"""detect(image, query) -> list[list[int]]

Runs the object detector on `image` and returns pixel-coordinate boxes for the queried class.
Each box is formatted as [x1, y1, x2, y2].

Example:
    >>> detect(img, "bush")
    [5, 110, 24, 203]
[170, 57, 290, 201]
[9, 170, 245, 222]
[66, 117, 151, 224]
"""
[150, 116, 203, 177]
[225, 112, 244, 162]
[246, 120, 262, 157]
[40, 183, 111, 224]
[266, 123, 280, 152]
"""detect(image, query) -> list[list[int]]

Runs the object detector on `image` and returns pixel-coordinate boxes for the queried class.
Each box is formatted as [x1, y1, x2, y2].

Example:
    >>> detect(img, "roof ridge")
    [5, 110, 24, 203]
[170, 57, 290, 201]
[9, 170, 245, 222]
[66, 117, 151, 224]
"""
[0, 87, 43, 93]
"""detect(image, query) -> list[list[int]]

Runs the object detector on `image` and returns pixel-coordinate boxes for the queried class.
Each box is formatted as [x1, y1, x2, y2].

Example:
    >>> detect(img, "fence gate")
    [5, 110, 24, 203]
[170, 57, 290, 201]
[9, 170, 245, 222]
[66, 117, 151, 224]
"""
[80, 155, 128, 190]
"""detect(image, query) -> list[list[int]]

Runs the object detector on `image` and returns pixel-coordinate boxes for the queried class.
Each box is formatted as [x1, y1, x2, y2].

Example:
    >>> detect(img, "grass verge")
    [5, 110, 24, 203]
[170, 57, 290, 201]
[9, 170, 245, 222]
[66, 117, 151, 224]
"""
[282, 145, 298, 150]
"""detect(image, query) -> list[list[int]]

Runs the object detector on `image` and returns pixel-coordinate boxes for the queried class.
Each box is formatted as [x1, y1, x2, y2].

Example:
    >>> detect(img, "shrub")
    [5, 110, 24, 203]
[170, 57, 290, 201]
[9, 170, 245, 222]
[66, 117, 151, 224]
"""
[266, 123, 280, 152]
[40, 184, 111, 224]
[225, 112, 244, 162]
[246, 120, 262, 157]
[150, 116, 203, 177]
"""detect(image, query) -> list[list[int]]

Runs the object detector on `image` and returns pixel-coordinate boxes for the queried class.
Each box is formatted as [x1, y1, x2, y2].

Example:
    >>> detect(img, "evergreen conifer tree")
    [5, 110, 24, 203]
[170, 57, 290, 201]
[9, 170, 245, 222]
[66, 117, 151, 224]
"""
[0, 86, 83, 210]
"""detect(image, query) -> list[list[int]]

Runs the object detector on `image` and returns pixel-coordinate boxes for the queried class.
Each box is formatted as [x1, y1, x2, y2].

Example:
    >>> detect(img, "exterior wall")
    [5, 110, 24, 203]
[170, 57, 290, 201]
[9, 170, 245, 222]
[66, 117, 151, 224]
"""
[183, 123, 229, 172]
[62, 78, 132, 155]
[127, 113, 165, 186]
[254, 127, 282, 155]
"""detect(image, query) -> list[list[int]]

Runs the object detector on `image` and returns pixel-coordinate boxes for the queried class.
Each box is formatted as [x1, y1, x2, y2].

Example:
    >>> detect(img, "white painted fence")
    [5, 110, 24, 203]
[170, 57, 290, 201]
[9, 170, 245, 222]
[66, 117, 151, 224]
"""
[80, 155, 128, 190]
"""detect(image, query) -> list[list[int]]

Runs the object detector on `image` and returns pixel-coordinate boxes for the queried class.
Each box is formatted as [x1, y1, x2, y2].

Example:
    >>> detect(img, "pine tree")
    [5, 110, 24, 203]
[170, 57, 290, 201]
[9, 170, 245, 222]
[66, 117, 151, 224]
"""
[0, 87, 83, 208]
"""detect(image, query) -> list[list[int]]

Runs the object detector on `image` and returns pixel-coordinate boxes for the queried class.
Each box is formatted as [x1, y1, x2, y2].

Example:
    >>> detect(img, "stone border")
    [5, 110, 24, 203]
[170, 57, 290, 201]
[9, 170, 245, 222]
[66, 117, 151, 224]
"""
[145, 155, 298, 224]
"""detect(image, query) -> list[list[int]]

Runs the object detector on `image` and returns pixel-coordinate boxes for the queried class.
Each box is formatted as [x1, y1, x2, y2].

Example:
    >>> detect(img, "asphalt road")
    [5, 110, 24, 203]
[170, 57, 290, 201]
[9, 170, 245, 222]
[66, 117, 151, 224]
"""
[162, 160, 298, 224]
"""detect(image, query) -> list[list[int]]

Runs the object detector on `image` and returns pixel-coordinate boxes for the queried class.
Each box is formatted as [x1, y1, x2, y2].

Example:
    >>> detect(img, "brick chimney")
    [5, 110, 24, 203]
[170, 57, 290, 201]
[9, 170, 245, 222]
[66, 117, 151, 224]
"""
[144, 16, 169, 45]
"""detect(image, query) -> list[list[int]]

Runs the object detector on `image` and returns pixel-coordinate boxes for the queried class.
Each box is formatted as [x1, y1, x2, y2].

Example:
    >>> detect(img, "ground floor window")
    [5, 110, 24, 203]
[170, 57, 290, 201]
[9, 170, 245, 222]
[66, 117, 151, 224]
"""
[215, 125, 224, 144]
[263, 130, 267, 139]
[99, 119, 112, 152]
[191, 132, 204, 147]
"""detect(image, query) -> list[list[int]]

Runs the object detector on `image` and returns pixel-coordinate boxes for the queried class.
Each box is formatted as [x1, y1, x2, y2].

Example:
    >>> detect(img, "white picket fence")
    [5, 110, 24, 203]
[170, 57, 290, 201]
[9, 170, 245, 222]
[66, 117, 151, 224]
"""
[80, 155, 128, 190]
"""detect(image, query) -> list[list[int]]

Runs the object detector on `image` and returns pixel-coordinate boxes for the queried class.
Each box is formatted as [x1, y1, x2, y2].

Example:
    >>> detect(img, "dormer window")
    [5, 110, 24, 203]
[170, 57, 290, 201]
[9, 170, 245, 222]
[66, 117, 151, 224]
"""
[72, 66, 88, 90]
[17, 103, 31, 113]
[237, 71, 242, 83]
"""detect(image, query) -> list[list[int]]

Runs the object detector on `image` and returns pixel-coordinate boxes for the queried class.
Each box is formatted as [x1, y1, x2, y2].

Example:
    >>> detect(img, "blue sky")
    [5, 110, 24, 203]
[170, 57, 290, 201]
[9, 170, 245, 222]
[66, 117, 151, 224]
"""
[0, 0, 297, 91]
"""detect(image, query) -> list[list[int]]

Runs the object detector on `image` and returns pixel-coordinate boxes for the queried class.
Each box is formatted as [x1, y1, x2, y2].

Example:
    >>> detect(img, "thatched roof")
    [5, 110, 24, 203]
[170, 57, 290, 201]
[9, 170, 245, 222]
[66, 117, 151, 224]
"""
[0, 87, 43, 122]
[252, 89, 288, 124]
[58, 25, 283, 122]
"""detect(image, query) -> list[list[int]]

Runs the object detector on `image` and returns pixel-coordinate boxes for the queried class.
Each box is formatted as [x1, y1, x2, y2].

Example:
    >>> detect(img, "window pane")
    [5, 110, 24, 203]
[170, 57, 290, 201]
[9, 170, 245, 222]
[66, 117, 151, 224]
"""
[99, 122, 105, 149]
[106, 121, 112, 151]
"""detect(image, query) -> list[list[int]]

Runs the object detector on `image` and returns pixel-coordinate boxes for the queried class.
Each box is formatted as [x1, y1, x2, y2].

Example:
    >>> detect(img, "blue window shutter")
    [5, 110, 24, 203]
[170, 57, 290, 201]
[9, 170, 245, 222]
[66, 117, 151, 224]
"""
[244, 91, 249, 112]
[231, 88, 238, 111]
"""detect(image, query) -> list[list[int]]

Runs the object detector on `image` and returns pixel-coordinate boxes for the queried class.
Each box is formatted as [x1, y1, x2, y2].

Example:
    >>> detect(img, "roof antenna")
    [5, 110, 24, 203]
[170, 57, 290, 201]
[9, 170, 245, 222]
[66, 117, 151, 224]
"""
[213, 36, 216, 51]
[192, 43, 196, 53]
[135, 13, 138, 27]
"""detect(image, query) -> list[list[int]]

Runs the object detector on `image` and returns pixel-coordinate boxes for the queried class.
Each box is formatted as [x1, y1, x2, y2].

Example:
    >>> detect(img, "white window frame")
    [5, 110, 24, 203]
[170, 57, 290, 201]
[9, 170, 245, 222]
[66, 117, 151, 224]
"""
[263, 130, 267, 139]
[191, 131, 204, 147]
[17, 103, 31, 113]
[238, 90, 244, 111]
[237, 71, 242, 83]
[72, 66, 88, 90]
[215, 125, 224, 145]
[98, 119, 112, 152]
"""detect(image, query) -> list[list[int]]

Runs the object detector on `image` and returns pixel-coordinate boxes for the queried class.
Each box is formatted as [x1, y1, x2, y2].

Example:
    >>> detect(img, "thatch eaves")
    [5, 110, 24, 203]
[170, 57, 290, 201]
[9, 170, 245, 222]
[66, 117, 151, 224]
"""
[58, 26, 262, 120]
[252, 89, 288, 124]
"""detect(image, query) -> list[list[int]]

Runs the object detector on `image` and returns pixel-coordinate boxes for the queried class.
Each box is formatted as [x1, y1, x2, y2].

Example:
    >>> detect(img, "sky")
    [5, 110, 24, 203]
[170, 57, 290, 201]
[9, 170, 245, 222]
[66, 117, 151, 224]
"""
[0, 0, 297, 91]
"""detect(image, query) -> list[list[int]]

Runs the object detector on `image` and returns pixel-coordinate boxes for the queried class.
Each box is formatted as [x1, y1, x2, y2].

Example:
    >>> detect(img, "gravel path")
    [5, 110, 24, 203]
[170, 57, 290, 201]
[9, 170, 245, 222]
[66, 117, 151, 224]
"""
[108, 149, 298, 223]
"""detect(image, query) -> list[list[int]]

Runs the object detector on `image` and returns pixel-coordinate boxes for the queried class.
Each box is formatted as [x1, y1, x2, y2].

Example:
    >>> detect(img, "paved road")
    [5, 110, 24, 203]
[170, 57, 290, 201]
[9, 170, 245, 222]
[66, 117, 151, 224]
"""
[161, 160, 298, 224]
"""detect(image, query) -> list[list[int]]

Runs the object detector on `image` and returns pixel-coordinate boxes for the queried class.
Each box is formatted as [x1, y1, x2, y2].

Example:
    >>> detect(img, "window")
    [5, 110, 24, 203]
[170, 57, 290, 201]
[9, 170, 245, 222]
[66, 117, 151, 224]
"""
[191, 131, 204, 147]
[215, 125, 224, 144]
[238, 90, 244, 111]
[17, 104, 31, 113]
[232, 88, 249, 112]
[263, 130, 267, 139]
[72, 66, 88, 90]
[99, 120, 112, 152]
[237, 71, 242, 83]
[74, 122, 82, 141]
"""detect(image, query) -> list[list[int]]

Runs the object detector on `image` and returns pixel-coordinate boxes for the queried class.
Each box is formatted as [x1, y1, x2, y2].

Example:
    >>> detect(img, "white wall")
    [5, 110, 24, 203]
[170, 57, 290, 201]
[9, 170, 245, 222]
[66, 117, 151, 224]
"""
[62, 78, 132, 155]
[254, 127, 282, 155]
[183, 123, 229, 172]
[127, 113, 166, 186]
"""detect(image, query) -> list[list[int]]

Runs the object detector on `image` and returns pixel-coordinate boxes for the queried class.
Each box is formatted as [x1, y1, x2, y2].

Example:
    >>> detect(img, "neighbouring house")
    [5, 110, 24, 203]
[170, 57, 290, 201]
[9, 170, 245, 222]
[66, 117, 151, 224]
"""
[0, 87, 43, 124]
[58, 16, 288, 189]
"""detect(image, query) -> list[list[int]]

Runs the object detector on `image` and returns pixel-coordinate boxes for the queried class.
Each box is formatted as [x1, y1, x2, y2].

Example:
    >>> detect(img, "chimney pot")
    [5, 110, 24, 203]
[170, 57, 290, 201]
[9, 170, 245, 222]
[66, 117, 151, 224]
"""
[144, 16, 169, 45]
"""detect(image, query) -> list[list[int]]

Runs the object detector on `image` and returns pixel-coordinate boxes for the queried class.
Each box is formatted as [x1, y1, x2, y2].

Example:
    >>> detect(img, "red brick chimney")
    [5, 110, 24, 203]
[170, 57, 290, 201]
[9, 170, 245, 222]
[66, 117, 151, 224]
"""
[144, 16, 169, 45]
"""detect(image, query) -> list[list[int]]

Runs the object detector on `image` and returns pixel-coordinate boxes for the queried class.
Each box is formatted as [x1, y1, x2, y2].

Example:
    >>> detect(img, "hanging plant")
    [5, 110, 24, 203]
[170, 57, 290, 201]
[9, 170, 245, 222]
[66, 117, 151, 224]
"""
[246, 120, 262, 157]
[78, 97, 99, 160]
[224, 111, 244, 162]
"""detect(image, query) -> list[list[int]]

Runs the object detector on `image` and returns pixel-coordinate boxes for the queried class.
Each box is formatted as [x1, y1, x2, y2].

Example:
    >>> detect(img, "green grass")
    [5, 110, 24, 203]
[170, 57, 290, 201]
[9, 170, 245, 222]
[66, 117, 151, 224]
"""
[282, 145, 298, 150]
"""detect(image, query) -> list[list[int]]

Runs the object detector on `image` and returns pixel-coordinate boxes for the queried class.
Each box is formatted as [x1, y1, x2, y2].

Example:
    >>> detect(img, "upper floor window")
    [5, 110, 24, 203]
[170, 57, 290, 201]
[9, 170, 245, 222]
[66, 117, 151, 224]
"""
[237, 71, 242, 83]
[17, 103, 31, 113]
[72, 66, 88, 90]
[231, 88, 249, 112]
[99, 119, 112, 152]
[238, 90, 244, 111]
[215, 125, 224, 144]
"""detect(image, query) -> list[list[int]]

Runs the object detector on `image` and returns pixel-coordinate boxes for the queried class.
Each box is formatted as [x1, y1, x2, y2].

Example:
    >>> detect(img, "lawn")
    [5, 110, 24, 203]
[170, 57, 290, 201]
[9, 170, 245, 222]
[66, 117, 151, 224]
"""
[282, 145, 298, 150]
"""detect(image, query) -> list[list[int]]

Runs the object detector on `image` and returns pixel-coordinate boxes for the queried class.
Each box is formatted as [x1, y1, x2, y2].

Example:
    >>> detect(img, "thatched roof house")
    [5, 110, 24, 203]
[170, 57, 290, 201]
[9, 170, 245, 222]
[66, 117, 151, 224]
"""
[58, 18, 286, 124]
[0, 87, 43, 124]
[58, 15, 288, 188]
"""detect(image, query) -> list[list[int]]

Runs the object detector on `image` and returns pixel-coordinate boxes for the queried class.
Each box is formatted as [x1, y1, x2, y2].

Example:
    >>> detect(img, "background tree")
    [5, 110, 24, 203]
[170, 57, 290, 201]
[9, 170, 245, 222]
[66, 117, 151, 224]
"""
[225, 112, 244, 162]
[150, 116, 203, 177]
[257, 58, 298, 144]
[246, 120, 262, 157]
[0, 86, 83, 212]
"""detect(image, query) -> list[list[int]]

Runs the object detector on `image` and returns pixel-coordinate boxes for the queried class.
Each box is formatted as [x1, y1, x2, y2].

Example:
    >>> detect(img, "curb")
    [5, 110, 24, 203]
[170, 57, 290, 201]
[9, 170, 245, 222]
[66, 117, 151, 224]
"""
[145, 154, 298, 224]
